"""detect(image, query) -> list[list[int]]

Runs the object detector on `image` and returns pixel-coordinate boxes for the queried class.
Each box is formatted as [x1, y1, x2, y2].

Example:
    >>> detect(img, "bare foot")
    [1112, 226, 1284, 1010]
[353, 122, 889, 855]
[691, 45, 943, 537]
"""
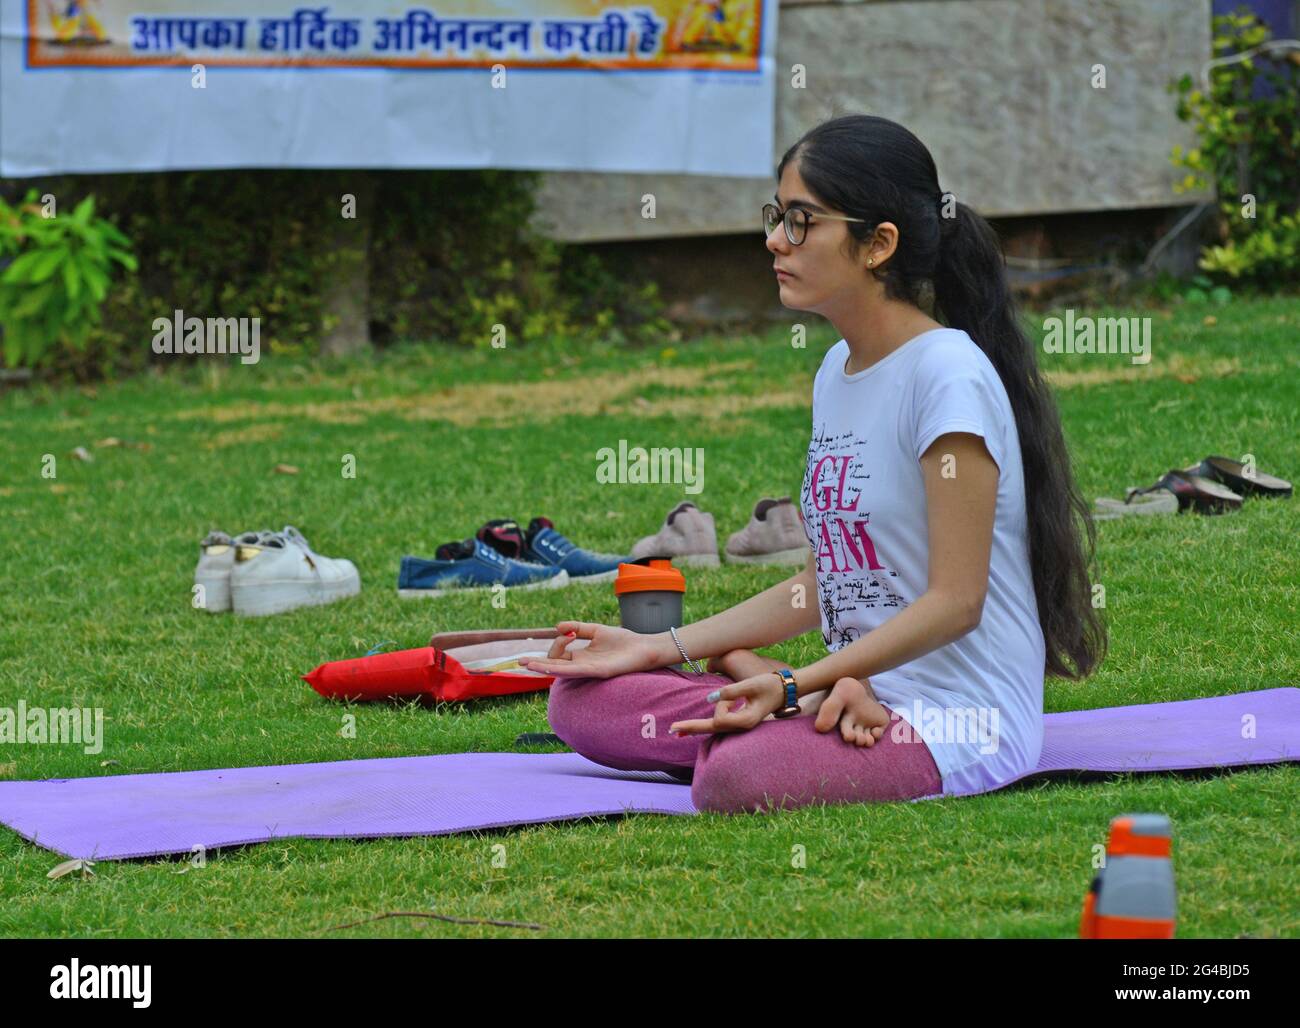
[853, 696, 892, 746]
[815, 677, 891, 746]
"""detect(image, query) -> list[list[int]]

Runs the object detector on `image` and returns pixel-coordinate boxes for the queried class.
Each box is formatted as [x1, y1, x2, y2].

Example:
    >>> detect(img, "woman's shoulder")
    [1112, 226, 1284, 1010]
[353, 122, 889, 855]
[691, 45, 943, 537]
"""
[909, 329, 1010, 402]
[818, 330, 1001, 392]
[910, 327, 994, 375]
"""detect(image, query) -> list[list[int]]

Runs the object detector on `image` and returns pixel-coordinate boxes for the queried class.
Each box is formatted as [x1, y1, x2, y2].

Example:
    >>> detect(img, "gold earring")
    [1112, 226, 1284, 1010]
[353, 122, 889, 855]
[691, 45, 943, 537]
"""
[868, 258, 875, 266]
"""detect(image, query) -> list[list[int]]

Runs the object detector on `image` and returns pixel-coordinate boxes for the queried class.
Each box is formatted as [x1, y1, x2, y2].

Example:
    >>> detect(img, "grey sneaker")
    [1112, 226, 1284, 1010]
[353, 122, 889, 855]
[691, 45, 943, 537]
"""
[724, 497, 809, 565]
[630, 501, 719, 567]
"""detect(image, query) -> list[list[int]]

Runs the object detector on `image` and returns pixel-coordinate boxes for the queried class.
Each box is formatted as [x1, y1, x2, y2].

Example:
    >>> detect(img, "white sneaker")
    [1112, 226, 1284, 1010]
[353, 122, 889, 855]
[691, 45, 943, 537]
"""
[194, 529, 276, 613]
[230, 525, 361, 617]
[194, 531, 235, 613]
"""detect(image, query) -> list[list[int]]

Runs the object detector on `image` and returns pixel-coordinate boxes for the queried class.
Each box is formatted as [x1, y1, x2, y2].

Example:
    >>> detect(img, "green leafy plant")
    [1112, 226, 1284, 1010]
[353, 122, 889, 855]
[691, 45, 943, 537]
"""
[0, 190, 137, 368]
[1169, 9, 1300, 283]
[363, 168, 672, 350]
[1181, 274, 1234, 304]
[25, 167, 670, 379]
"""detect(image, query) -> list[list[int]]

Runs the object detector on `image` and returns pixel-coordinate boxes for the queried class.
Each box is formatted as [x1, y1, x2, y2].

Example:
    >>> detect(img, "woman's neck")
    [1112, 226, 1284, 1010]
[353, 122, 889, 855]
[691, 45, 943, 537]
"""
[836, 300, 944, 375]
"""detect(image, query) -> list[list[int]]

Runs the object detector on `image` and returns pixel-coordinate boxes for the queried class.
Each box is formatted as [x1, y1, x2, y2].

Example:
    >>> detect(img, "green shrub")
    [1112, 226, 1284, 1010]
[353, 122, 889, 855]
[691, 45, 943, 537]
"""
[0, 190, 136, 371]
[4, 168, 669, 378]
[362, 169, 673, 350]
[1169, 9, 1300, 283]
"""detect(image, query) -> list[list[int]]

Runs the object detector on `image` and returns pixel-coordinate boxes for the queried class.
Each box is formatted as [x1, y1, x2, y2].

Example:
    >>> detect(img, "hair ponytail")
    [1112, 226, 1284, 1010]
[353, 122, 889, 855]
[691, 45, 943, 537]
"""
[933, 202, 1105, 678]
[780, 115, 1106, 679]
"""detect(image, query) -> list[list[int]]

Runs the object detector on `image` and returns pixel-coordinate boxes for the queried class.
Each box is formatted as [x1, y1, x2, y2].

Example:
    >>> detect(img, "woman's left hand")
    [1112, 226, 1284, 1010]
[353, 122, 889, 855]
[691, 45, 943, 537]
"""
[669, 672, 788, 736]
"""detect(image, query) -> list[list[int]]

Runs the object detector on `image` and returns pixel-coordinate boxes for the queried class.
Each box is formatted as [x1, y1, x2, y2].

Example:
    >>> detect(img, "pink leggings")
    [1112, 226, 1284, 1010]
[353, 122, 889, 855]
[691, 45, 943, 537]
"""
[547, 667, 944, 814]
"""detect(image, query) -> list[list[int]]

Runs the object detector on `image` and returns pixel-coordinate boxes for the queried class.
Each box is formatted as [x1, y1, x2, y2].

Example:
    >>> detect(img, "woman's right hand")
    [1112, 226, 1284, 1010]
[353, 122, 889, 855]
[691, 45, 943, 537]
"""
[520, 621, 666, 679]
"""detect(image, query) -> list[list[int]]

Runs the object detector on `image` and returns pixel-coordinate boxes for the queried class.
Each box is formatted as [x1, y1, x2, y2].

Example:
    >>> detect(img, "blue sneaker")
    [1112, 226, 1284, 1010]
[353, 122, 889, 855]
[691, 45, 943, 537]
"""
[476, 517, 629, 585]
[397, 538, 569, 598]
[525, 517, 630, 584]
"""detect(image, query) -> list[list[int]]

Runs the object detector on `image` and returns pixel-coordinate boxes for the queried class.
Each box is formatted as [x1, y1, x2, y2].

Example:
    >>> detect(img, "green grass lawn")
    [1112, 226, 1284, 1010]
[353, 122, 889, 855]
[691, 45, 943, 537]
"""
[1, 295, 1297, 938]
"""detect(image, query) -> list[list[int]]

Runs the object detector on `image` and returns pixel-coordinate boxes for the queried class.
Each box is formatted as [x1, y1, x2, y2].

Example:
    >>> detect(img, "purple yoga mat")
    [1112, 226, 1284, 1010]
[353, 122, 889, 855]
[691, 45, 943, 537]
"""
[0, 688, 1296, 860]
[949, 685, 1300, 795]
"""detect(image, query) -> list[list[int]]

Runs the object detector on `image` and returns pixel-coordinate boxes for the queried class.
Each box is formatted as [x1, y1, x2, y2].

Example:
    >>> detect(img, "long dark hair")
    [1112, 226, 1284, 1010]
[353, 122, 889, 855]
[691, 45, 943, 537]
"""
[779, 114, 1106, 679]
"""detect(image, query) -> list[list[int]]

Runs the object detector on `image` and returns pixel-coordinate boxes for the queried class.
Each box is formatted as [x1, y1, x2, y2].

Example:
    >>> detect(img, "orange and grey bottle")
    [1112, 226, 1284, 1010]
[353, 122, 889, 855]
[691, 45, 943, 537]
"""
[1080, 813, 1177, 938]
[614, 557, 685, 635]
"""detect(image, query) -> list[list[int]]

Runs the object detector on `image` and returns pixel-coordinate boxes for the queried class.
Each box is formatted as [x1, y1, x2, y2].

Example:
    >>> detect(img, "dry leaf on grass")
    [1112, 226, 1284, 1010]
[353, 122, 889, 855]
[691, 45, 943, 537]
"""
[70, 446, 93, 462]
[93, 437, 152, 451]
[274, 463, 300, 475]
[47, 858, 96, 880]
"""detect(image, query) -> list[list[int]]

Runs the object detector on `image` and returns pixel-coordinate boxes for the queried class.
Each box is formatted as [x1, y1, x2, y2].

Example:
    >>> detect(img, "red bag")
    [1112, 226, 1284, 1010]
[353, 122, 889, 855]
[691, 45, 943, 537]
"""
[302, 646, 553, 703]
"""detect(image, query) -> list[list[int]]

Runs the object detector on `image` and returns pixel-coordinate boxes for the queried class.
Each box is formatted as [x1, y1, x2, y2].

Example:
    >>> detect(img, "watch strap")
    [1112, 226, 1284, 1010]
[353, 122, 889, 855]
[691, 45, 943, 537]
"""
[772, 668, 801, 719]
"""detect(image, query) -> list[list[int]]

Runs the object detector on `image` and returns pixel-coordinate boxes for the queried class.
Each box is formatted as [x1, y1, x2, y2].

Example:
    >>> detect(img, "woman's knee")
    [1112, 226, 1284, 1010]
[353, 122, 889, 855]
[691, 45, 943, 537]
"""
[547, 672, 699, 774]
[545, 676, 604, 747]
[691, 736, 780, 814]
[546, 673, 657, 748]
[691, 721, 942, 813]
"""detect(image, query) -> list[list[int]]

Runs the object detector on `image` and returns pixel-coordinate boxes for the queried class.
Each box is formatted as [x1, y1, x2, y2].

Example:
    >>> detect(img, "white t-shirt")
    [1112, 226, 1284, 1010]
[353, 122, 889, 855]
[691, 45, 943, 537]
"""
[799, 329, 1046, 797]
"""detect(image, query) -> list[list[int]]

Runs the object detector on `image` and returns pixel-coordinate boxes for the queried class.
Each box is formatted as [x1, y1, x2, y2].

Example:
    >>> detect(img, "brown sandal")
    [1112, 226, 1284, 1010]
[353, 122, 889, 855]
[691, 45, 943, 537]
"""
[1186, 456, 1293, 500]
[1127, 470, 1243, 515]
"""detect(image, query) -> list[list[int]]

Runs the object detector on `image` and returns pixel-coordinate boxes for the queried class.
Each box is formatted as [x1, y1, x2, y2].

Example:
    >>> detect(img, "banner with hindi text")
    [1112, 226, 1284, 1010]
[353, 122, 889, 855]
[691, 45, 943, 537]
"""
[0, 0, 777, 177]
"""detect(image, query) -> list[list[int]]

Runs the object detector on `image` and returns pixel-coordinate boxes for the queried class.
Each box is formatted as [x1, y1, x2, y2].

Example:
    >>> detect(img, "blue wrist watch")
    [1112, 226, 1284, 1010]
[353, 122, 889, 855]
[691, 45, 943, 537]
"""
[771, 668, 802, 719]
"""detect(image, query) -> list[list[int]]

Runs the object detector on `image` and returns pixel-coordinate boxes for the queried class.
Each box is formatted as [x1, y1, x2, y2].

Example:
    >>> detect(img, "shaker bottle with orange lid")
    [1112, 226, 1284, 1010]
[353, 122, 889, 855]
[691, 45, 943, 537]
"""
[1079, 813, 1177, 938]
[614, 557, 686, 635]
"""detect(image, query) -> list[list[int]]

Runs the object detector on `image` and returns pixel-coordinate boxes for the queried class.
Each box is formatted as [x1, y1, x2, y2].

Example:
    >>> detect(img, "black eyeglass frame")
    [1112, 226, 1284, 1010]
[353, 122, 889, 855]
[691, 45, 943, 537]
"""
[762, 202, 868, 245]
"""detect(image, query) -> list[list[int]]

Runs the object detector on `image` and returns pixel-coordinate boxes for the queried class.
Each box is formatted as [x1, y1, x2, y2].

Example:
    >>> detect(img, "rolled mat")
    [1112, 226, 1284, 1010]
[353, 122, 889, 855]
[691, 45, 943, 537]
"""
[0, 688, 1295, 861]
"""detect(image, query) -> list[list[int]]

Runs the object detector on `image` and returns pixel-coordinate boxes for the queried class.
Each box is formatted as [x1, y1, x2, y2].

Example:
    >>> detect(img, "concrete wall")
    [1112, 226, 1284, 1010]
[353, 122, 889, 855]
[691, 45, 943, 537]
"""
[531, 0, 1214, 243]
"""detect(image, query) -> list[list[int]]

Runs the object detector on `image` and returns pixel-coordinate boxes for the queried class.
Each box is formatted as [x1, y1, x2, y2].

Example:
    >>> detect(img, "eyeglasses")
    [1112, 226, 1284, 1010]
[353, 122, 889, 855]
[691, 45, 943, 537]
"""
[762, 202, 867, 245]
